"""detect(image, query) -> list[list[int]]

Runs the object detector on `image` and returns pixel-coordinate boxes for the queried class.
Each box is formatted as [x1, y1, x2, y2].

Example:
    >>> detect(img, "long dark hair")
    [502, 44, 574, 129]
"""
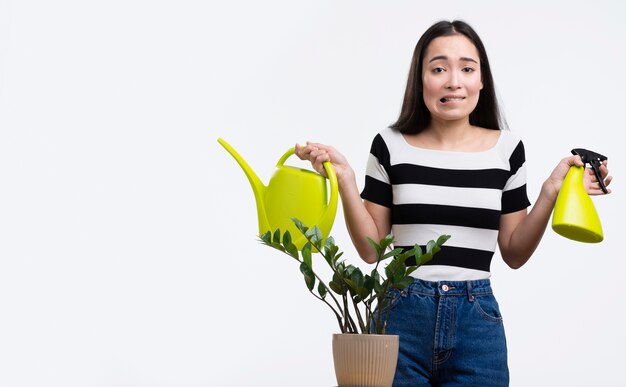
[390, 20, 505, 134]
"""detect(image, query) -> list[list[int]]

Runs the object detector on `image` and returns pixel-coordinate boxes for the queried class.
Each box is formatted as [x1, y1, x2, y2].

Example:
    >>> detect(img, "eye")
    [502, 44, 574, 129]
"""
[462, 67, 475, 73]
[432, 67, 445, 73]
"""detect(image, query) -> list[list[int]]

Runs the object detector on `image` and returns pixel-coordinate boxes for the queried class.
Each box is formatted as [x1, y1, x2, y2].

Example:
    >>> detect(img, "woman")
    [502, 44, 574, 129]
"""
[295, 20, 612, 386]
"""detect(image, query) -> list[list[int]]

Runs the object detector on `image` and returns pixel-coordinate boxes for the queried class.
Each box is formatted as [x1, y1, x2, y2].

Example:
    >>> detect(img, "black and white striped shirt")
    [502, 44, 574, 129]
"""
[361, 127, 530, 281]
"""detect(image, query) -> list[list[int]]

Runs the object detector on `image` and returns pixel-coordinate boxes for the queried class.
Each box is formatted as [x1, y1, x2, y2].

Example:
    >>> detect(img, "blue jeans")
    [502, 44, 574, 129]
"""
[380, 279, 509, 386]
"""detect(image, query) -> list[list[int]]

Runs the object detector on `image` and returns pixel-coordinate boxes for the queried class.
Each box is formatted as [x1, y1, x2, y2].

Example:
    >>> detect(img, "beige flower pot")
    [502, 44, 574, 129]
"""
[332, 333, 399, 387]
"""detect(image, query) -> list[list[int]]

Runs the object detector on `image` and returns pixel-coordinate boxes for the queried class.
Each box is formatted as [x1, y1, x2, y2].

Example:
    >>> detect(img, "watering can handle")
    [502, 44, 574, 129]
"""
[277, 147, 339, 231]
[276, 147, 338, 184]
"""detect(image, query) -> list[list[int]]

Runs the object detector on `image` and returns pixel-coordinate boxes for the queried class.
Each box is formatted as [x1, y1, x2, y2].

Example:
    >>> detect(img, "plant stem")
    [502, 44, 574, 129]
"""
[375, 280, 392, 335]
[350, 294, 367, 333]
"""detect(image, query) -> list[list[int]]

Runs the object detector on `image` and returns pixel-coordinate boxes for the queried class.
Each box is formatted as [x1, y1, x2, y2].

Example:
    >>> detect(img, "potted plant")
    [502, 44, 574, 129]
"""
[260, 218, 449, 387]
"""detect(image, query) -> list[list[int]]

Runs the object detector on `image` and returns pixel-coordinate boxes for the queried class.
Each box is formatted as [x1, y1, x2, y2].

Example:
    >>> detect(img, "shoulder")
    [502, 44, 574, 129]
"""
[370, 127, 401, 152]
[495, 130, 525, 155]
[375, 127, 406, 149]
[495, 130, 527, 171]
[498, 129, 522, 144]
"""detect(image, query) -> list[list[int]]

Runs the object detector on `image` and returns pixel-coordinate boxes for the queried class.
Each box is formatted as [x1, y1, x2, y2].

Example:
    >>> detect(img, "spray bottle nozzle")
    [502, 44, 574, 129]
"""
[571, 148, 608, 193]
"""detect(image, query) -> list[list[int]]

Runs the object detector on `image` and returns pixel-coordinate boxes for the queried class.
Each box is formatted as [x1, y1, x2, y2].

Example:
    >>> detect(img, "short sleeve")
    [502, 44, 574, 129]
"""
[360, 134, 393, 208]
[501, 140, 531, 214]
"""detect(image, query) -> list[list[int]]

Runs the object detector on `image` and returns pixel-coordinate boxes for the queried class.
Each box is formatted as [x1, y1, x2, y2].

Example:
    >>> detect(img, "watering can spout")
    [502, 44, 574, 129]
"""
[217, 137, 271, 233]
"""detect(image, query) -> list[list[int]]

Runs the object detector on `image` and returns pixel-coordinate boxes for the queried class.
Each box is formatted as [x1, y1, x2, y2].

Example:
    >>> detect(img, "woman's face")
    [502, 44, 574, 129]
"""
[421, 34, 483, 125]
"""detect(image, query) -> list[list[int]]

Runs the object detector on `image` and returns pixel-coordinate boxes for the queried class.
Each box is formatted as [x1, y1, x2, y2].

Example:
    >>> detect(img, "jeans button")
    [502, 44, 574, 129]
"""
[441, 284, 449, 292]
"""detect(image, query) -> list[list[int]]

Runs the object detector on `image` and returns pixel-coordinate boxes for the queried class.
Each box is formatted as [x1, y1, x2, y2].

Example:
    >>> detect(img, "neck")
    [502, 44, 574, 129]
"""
[425, 118, 474, 146]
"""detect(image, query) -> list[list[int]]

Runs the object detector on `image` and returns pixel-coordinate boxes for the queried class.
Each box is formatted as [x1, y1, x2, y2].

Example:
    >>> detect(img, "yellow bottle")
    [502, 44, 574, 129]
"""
[551, 148, 607, 243]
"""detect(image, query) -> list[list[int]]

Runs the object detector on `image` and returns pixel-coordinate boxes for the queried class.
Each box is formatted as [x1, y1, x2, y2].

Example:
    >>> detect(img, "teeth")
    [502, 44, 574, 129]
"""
[441, 97, 464, 102]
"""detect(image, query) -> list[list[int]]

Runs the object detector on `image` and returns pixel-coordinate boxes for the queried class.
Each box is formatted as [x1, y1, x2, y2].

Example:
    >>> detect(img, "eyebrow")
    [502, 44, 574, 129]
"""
[428, 55, 478, 64]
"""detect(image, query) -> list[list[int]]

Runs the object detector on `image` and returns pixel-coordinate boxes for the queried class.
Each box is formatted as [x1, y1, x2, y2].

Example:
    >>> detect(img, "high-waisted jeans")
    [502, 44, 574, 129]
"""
[381, 278, 509, 387]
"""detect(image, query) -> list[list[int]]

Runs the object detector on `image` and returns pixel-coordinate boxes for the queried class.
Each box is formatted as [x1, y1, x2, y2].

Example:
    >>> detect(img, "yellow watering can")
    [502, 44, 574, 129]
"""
[552, 148, 607, 243]
[217, 137, 338, 250]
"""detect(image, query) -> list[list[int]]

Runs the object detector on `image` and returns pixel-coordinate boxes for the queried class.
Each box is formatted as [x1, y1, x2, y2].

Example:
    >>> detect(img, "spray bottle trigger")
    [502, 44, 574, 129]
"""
[571, 148, 608, 194]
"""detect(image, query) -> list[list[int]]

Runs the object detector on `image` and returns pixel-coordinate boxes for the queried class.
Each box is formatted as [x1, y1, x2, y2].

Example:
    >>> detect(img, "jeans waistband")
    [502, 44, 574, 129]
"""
[403, 278, 493, 297]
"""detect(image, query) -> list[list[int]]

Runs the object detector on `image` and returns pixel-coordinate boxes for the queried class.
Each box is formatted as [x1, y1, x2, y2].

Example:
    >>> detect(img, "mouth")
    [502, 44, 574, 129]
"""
[439, 96, 465, 103]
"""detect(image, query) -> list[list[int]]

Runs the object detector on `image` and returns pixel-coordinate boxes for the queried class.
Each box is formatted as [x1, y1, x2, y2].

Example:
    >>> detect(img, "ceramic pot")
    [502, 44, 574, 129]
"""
[332, 333, 399, 387]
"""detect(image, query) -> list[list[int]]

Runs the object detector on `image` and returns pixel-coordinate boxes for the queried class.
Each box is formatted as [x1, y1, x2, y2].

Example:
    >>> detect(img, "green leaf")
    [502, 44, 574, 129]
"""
[370, 268, 380, 281]
[329, 280, 345, 295]
[405, 266, 418, 276]
[260, 231, 272, 245]
[344, 278, 357, 293]
[414, 253, 430, 267]
[305, 226, 323, 250]
[381, 247, 404, 261]
[437, 234, 451, 245]
[332, 251, 343, 265]
[303, 247, 313, 271]
[302, 243, 312, 266]
[426, 240, 440, 256]
[370, 270, 382, 292]
[395, 276, 414, 289]
[318, 282, 327, 299]
[366, 237, 382, 257]
[373, 279, 383, 294]
[384, 258, 399, 278]
[357, 285, 370, 300]
[323, 236, 336, 251]
[292, 218, 307, 234]
[285, 242, 298, 260]
[282, 230, 292, 249]
[299, 262, 315, 291]
[380, 234, 395, 251]
[363, 275, 375, 293]
[272, 228, 281, 244]
[385, 258, 406, 283]
[414, 244, 423, 258]
[349, 268, 364, 289]
[323, 238, 338, 265]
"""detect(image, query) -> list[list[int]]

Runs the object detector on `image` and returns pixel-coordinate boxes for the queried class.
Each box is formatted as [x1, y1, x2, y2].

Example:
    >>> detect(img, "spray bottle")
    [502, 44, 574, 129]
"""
[551, 148, 608, 243]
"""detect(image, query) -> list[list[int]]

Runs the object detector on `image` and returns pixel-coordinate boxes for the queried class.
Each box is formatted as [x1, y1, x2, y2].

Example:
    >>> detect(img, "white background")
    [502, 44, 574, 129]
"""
[1, 1, 624, 386]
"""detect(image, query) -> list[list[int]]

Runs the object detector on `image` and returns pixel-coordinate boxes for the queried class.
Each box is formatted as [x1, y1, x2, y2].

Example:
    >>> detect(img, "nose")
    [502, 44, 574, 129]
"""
[445, 72, 461, 89]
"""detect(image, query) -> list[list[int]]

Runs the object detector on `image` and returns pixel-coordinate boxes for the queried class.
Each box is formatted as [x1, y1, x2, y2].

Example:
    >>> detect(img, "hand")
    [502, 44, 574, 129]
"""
[544, 155, 613, 201]
[584, 159, 612, 196]
[294, 142, 354, 184]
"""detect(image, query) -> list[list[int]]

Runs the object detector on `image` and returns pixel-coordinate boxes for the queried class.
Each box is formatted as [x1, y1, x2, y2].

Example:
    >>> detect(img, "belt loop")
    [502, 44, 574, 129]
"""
[466, 281, 475, 302]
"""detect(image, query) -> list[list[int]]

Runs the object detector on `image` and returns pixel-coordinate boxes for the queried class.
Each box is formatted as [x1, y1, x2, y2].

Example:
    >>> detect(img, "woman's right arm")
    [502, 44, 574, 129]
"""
[295, 142, 391, 263]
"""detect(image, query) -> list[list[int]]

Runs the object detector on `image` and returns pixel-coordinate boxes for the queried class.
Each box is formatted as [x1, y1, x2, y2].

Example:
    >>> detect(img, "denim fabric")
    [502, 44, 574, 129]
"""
[380, 279, 509, 387]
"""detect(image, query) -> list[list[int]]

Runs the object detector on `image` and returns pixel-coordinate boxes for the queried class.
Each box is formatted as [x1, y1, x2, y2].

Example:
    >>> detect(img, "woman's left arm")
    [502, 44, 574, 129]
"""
[498, 155, 612, 269]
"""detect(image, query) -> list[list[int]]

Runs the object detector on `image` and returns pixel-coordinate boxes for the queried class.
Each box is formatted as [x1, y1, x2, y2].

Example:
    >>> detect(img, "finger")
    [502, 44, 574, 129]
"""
[294, 143, 304, 158]
[310, 148, 329, 161]
[599, 163, 609, 178]
[295, 143, 314, 160]
[566, 155, 584, 167]
[586, 169, 600, 184]
[589, 187, 612, 196]
[588, 177, 612, 195]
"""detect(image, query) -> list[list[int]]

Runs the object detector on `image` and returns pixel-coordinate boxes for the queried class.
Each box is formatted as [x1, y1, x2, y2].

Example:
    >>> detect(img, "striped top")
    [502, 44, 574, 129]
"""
[361, 127, 530, 281]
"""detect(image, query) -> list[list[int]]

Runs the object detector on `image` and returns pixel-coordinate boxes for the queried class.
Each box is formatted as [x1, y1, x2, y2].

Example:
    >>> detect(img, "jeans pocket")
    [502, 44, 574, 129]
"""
[473, 294, 504, 323]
